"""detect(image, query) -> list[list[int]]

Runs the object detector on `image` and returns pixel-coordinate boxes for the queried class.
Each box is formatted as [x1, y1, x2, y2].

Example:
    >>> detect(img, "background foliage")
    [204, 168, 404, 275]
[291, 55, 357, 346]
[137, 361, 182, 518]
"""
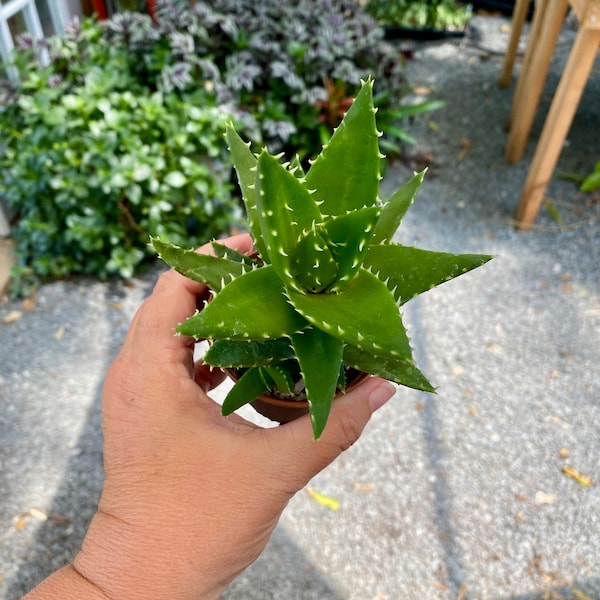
[0, 0, 441, 295]
[0, 17, 238, 293]
[366, 0, 472, 31]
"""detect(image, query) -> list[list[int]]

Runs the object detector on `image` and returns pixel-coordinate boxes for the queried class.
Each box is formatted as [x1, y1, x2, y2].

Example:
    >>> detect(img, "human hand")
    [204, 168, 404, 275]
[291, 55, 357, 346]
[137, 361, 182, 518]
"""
[26, 233, 395, 600]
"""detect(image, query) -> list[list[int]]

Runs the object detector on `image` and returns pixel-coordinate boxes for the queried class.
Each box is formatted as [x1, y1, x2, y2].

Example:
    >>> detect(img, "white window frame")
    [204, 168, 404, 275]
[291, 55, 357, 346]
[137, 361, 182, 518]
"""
[0, 0, 71, 81]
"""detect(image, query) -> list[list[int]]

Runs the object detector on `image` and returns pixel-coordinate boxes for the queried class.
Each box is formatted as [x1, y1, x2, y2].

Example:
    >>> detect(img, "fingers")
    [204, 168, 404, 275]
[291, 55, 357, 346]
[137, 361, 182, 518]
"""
[123, 233, 255, 360]
[259, 377, 396, 491]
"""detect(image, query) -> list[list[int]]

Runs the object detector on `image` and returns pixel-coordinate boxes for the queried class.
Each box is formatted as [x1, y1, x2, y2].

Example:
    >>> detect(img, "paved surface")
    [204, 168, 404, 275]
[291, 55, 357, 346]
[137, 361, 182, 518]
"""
[1, 15, 600, 600]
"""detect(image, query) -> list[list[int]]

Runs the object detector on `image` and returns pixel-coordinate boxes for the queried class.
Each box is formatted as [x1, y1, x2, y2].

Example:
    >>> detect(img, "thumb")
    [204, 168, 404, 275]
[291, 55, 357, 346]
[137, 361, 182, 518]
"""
[261, 377, 396, 491]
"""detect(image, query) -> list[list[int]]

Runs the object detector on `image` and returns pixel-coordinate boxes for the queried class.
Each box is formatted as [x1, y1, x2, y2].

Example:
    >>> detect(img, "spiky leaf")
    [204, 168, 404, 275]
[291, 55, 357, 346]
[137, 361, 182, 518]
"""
[255, 150, 323, 290]
[222, 368, 268, 415]
[204, 339, 295, 367]
[291, 227, 339, 293]
[177, 266, 308, 340]
[211, 241, 258, 267]
[225, 123, 269, 260]
[372, 170, 425, 244]
[151, 238, 246, 292]
[260, 364, 295, 395]
[364, 245, 494, 305]
[305, 79, 380, 217]
[322, 206, 380, 292]
[291, 327, 344, 439]
[287, 268, 412, 360]
[343, 345, 435, 392]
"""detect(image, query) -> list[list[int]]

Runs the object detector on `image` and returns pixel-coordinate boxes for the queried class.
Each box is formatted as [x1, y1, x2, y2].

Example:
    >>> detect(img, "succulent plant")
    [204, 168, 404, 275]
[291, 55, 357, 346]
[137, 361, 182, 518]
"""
[152, 78, 491, 439]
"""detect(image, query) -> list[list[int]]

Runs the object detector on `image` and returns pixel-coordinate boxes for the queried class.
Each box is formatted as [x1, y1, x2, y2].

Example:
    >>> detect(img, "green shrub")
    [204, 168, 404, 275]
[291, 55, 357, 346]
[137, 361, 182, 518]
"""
[104, 0, 440, 160]
[367, 0, 472, 31]
[0, 2, 441, 294]
[0, 19, 239, 292]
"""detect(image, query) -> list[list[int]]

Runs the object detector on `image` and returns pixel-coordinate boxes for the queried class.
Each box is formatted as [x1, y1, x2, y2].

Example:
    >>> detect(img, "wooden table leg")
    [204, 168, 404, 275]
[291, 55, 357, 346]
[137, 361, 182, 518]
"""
[515, 27, 600, 229]
[505, 0, 569, 164]
[499, 0, 533, 88]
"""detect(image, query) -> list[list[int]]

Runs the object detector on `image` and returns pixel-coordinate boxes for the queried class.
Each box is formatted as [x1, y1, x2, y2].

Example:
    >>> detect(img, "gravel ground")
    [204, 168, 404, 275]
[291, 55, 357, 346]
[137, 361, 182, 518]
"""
[1, 15, 599, 600]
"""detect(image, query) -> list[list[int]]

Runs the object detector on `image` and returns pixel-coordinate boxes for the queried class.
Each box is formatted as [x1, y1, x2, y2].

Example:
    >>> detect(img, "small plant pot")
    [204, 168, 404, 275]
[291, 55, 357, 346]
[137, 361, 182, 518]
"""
[250, 395, 310, 424]
[224, 367, 370, 425]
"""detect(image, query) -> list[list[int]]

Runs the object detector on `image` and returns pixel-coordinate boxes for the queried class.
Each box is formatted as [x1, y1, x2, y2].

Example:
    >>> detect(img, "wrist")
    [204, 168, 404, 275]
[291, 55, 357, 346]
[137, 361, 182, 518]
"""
[23, 565, 109, 600]
[71, 509, 225, 600]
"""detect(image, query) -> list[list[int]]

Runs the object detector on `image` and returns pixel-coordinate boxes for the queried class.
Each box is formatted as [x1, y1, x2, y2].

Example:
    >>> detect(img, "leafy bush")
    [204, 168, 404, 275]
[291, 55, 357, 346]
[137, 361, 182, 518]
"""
[0, 1, 440, 294]
[103, 0, 440, 159]
[367, 0, 472, 31]
[0, 18, 239, 291]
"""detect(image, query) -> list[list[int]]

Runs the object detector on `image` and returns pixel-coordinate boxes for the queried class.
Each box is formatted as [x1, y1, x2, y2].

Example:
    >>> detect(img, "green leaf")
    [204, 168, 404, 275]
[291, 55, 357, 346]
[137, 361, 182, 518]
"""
[364, 244, 493, 305]
[291, 327, 344, 439]
[132, 163, 153, 182]
[289, 154, 306, 179]
[385, 99, 446, 119]
[151, 238, 247, 292]
[322, 206, 380, 291]
[222, 368, 269, 415]
[287, 269, 412, 360]
[211, 241, 258, 267]
[255, 150, 322, 290]
[291, 227, 339, 293]
[305, 79, 380, 217]
[581, 169, 600, 193]
[205, 339, 295, 367]
[164, 170, 187, 188]
[343, 344, 435, 392]
[177, 265, 308, 340]
[545, 201, 562, 224]
[260, 364, 295, 395]
[372, 169, 425, 244]
[225, 123, 269, 260]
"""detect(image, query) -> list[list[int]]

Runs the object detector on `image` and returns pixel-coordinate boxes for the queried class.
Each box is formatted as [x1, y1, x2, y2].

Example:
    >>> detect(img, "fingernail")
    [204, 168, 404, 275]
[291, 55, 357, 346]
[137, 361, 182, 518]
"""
[368, 381, 395, 413]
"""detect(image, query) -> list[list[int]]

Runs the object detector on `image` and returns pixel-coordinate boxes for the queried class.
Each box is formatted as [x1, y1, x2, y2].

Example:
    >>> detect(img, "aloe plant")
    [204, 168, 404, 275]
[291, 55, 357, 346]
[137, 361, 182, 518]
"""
[152, 78, 491, 439]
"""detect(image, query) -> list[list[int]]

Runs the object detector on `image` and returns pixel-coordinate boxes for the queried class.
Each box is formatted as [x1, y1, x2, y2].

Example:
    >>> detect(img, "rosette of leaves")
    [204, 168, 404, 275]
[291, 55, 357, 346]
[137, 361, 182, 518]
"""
[153, 79, 491, 439]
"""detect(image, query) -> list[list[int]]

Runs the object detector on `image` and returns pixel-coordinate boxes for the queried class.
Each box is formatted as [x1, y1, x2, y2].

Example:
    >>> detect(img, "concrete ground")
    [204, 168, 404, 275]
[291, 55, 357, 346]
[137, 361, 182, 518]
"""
[1, 15, 599, 600]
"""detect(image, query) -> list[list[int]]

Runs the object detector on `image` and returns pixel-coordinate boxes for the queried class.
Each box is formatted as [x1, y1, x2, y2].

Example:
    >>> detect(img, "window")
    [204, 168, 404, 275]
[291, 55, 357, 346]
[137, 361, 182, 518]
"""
[0, 0, 75, 79]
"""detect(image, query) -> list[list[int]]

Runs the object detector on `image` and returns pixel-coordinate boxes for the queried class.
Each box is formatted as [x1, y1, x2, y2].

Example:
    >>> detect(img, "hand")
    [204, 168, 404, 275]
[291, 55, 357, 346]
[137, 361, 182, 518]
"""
[25, 233, 395, 600]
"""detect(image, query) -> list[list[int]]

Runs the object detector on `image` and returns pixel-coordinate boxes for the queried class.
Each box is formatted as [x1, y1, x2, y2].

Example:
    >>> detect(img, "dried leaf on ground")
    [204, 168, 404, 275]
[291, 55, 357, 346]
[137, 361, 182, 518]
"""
[534, 491, 557, 504]
[572, 588, 593, 600]
[307, 488, 340, 511]
[412, 86, 434, 95]
[22, 295, 36, 311]
[14, 507, 48, 530]
[2, 310, 22, 324]
[353, 482, 374, 493]
[562, 465, 592, 488]
[457, 138, 472, 161]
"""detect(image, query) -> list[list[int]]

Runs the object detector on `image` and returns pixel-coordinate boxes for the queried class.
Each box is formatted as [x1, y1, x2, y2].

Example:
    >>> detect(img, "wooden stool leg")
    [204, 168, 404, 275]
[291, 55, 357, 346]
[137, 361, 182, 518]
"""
[505, 0, 568, 164]
[507, 0, 547, 127]
[499, 0, 533, 88]
[515, 28, 600, 229]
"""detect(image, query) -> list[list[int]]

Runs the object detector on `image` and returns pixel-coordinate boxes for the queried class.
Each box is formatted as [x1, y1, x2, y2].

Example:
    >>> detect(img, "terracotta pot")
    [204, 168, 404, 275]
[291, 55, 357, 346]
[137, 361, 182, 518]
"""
[250, 394, 310, 424]
[226, 368, 370, 424]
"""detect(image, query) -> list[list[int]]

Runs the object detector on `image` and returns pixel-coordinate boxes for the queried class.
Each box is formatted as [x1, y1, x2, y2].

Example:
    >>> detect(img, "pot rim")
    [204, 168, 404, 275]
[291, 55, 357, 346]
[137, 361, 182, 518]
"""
[224, 366, 370, 409]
